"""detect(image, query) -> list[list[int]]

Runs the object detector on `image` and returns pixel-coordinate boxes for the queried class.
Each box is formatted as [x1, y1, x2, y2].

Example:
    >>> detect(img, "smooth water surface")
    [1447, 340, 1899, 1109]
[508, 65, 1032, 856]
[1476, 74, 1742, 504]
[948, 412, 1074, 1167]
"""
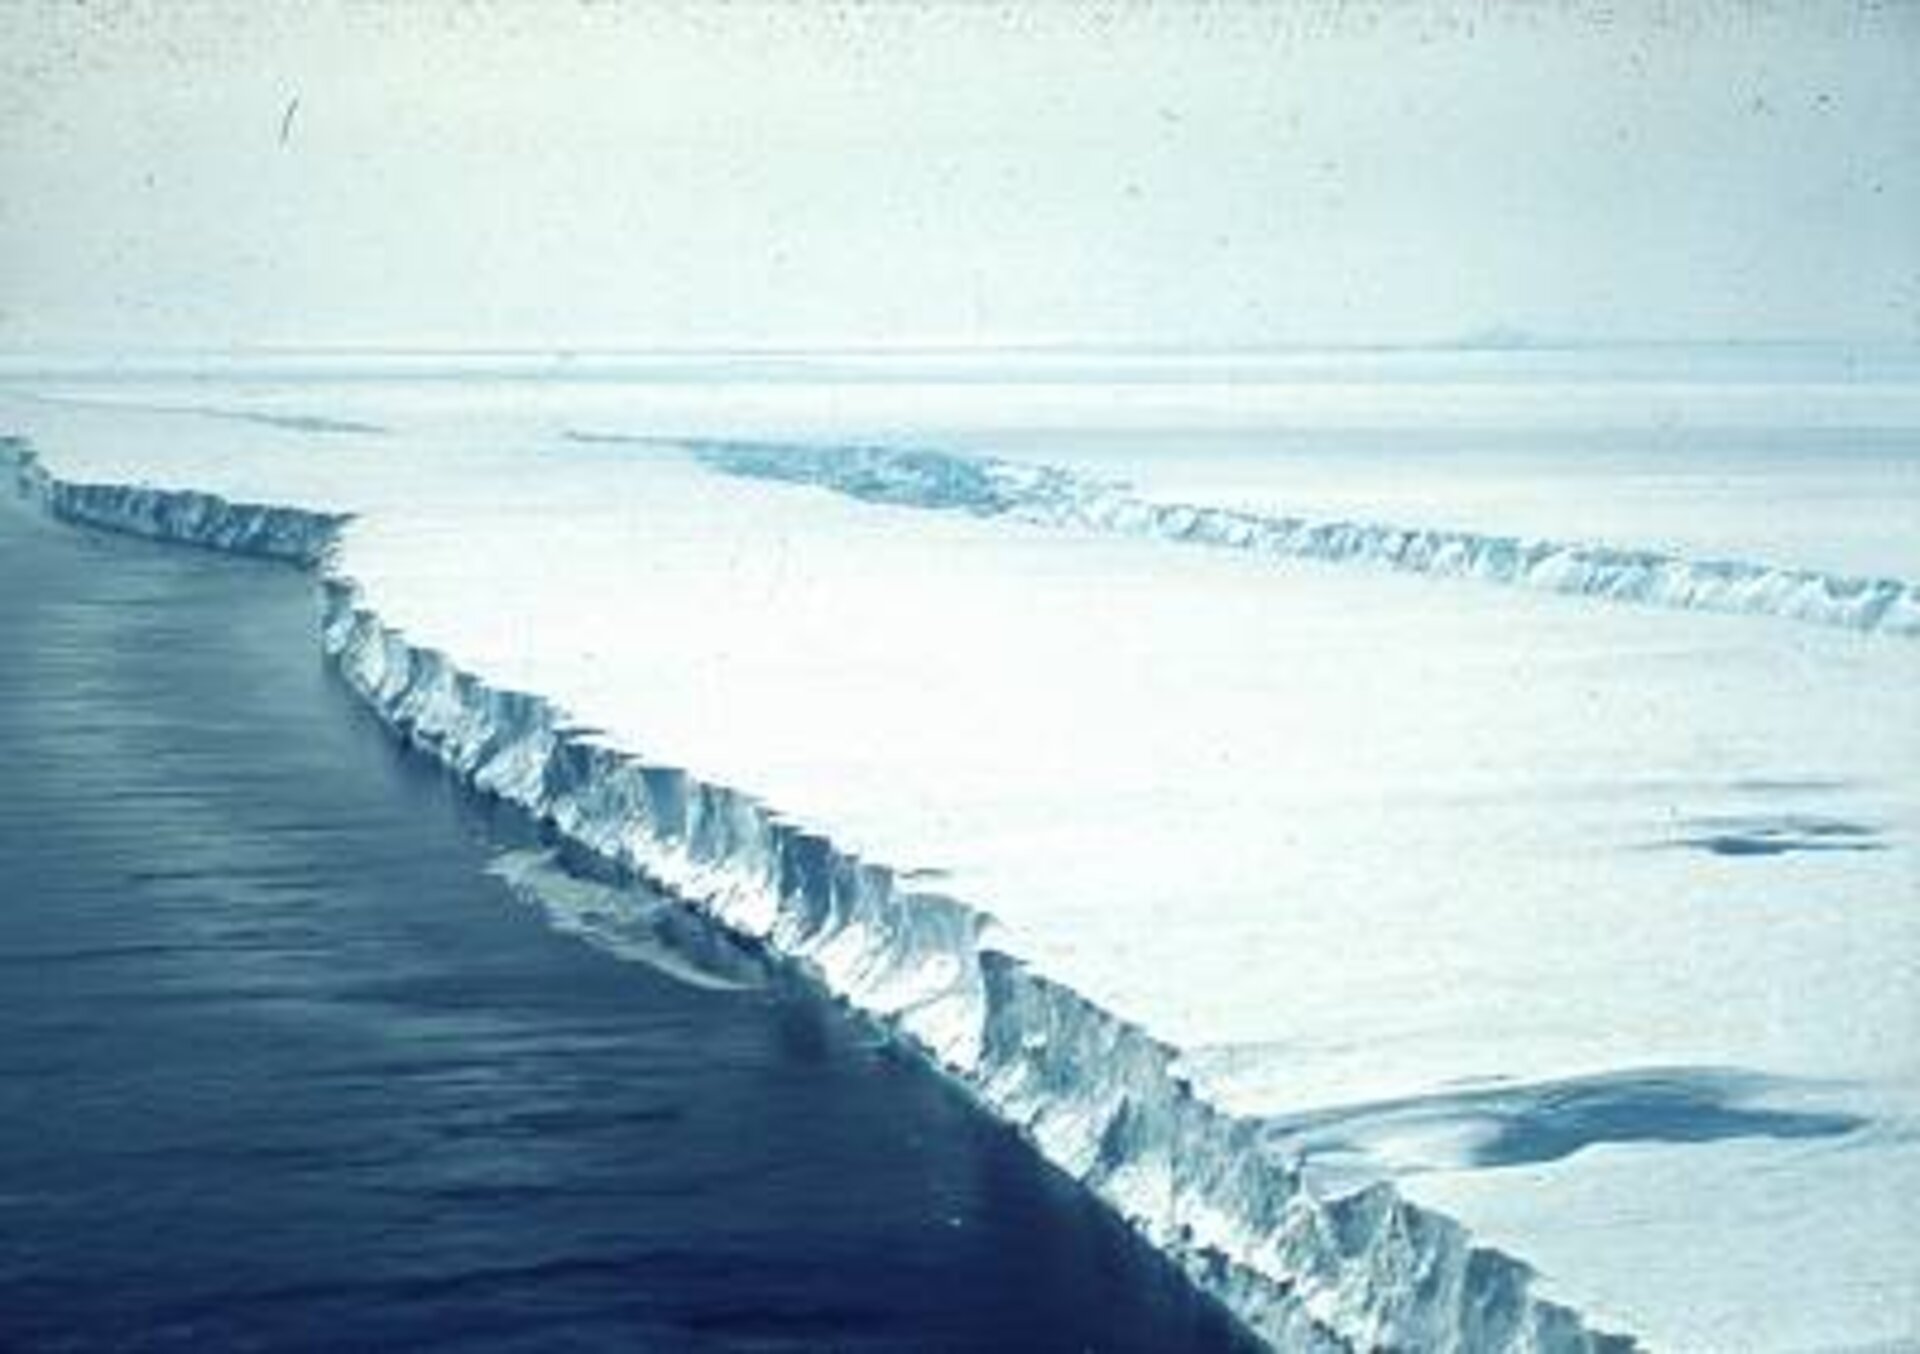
[0, 499, 1253, 1353]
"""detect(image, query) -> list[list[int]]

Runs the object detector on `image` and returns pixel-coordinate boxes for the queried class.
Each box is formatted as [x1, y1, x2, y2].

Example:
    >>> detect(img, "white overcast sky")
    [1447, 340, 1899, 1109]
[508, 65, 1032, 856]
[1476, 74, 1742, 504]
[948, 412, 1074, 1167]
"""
[1, 1, 1915, 352]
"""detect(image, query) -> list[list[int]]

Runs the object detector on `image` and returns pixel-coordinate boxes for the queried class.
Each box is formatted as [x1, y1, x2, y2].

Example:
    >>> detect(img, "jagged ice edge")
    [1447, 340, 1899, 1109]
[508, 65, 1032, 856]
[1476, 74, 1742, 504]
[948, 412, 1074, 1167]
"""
[4, 434, 1636, 1353]
[670, 437, 1920, 638]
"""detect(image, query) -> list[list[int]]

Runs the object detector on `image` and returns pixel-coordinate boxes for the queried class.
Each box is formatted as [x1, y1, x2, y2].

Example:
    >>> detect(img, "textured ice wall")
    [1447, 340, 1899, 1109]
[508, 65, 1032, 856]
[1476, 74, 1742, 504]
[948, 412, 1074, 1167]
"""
[6, 439, 348, 567]
[4, 436, 1635, 1352]
[680, 438, 1920, 637]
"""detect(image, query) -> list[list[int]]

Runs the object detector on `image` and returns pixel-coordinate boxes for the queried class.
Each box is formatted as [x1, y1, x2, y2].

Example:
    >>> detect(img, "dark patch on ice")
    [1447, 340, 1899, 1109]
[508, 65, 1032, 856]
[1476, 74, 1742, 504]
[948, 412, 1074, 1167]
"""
[1727, 776, 1855, 795]
[1267, 1066, 1864, 1172]
[691, 440, 1026, 515]
[564, 428, 663, 447]
[1465, 1073, 1862, 1167]
[1667, 814, 1885, 857]
[14, 390, 384, 435]
[225, 410, 384, 435]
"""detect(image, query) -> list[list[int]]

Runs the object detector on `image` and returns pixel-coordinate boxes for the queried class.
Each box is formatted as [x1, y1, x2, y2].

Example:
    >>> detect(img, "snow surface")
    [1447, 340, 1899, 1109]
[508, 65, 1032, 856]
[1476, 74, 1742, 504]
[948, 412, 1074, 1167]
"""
[5, 355, 1917, 1351]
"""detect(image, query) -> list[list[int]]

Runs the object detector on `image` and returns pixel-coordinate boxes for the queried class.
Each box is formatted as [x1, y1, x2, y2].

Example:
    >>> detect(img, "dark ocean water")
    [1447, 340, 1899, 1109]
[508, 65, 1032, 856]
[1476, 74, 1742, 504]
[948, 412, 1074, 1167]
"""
[0, 499, 1254, 1353]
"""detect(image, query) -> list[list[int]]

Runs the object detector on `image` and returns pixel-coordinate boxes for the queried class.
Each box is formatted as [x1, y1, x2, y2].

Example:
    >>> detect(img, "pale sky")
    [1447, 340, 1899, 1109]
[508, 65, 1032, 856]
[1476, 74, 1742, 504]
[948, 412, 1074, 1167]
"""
[2, 1, 1915, 352]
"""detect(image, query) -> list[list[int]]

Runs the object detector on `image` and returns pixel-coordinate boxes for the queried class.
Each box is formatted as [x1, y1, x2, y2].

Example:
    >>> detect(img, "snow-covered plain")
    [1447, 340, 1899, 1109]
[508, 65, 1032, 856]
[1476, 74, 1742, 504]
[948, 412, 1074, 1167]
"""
[5, 352, 1917, 1351]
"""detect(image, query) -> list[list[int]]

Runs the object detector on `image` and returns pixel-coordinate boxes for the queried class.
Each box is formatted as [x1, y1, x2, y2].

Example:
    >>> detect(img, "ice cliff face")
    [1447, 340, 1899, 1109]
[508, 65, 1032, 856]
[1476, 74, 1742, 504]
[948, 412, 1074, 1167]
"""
[4, 435, 1635, 1352]
[683, 438, 1920, 637]
[6, 439, 347, 567]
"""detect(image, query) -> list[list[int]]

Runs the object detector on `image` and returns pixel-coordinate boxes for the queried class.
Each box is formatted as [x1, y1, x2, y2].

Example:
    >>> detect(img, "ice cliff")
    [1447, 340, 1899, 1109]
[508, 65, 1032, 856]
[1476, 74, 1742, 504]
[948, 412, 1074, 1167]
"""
[677, 437, 1920, 637]
[6, 439, 348, 567]
[5, 434, 1635, 1352]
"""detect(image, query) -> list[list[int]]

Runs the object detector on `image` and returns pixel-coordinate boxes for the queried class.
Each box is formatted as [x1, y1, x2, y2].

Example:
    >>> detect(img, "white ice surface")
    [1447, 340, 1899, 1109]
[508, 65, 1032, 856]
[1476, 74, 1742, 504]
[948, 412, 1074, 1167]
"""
[6, 360, 1917, 1350]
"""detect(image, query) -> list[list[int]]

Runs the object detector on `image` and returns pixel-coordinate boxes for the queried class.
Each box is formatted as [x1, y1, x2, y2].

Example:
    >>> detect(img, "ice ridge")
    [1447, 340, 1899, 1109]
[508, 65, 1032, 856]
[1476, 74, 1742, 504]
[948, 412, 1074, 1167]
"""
[681, 437, 1919, 637]
[4, 434, 1636, 1352]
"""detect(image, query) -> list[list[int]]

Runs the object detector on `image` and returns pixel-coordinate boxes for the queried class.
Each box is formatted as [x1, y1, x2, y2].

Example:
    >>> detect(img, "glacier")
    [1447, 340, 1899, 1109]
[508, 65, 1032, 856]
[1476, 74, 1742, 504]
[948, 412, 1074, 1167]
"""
[5, 358, 1917, 1352]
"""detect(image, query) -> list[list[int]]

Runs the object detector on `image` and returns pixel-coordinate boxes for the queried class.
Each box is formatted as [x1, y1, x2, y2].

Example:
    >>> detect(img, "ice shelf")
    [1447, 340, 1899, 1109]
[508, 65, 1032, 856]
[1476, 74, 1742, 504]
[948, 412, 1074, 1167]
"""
[5, 362, 1916, 1352]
